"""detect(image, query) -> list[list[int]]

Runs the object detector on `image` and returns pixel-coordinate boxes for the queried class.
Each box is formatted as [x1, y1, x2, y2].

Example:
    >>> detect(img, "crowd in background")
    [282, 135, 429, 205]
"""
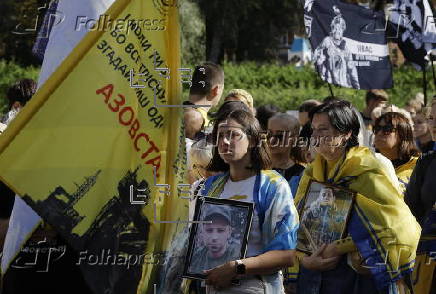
[184, 62, 436, 294]
[0, 61, 435, 294]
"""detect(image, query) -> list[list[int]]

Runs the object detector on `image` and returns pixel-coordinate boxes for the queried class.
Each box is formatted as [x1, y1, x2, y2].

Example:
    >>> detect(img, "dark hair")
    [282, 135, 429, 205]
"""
[310, 100, 360, 150]
[210, 100, 251, 121]
[298, 99, 321, 113]
[374, 112, 420, 161]
[208, 109, 272, 172]
[292, 123, 313, 164]
[7, 79, 37, 108]
[365, 89, 388, 104]
[322, 96, 344, 104]
[255, 104, 279, 130]
[189, 62, 224, 96]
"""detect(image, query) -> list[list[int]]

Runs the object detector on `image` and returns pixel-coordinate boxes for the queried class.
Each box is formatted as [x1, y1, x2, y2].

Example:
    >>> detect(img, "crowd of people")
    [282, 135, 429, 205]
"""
[0, 61, 435, 294]
[185, 62, 436, 294]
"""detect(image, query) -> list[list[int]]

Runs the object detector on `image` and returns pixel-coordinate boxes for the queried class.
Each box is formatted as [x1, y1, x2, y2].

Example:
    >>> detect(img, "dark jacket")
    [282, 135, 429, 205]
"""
[404, 151, 436, 227]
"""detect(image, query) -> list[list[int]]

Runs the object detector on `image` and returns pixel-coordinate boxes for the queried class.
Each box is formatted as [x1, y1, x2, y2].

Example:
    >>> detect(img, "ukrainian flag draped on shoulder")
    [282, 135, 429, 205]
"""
[395, 156, 418, 196]
[293, 147, 421, 290]
[0, 0, 186, 293]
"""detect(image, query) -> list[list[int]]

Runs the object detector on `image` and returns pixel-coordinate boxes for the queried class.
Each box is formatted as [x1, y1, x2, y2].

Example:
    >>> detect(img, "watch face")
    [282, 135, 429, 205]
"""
[236, 262, 245, 274]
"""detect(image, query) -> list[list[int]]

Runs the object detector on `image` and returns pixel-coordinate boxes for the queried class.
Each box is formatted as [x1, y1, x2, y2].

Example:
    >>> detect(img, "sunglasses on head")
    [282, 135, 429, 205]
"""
[374, 124, 396, 134]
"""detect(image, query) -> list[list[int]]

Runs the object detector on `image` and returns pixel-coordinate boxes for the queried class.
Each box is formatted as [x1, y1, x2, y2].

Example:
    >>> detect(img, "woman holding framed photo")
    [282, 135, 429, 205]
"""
[291, 100, 420, 294]
[194, 108, 299, 293]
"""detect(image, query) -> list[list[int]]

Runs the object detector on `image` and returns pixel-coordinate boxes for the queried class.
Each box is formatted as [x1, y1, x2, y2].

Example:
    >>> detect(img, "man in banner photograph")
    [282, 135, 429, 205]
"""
[313, 6, 360, 89]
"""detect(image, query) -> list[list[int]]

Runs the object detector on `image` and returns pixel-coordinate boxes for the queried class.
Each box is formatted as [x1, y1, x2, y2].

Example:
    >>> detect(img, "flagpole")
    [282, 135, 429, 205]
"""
[431, 55, 436, 89]
[327, 83, 334, 98]
[423, 65, 428, 106]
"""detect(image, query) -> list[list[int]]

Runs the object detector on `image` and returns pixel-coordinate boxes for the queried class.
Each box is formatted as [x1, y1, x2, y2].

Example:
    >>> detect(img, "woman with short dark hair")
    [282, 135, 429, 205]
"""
[289, 101, 420, 294]
[374, 112, 420, 194]
[193, 108, 299, 293]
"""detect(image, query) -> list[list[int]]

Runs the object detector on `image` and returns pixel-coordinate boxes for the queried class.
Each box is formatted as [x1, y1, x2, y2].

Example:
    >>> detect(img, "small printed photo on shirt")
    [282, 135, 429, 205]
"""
[182, 197, 254, 280]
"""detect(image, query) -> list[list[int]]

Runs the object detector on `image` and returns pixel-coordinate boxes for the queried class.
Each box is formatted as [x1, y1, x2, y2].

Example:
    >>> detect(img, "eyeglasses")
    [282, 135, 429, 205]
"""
[374, 124, 396, 135]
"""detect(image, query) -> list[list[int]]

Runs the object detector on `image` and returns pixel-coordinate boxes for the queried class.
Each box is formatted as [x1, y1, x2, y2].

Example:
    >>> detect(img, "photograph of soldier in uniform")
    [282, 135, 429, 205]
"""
[313, 5, 360, 89]
[188, 205, 240, 274]
[184, 199, 253, 279]
[297, 181, 354, 253]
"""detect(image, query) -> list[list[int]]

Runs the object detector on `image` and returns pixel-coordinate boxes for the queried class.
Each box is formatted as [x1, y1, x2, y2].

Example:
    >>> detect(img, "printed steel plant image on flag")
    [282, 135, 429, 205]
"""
[388, 0, 436, 69]
[305, 0, 393, 89]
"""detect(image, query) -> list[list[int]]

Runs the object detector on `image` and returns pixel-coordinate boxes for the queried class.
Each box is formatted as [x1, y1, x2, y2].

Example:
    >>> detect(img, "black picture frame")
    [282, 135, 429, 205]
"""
[182, 196, 254, 280]
[296, 180, 356, 254]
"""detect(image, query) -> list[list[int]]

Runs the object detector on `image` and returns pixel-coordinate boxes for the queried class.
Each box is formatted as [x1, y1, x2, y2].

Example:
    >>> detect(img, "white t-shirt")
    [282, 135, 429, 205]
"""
[219, 175, 263, 258]
[189, 175, 263, 258]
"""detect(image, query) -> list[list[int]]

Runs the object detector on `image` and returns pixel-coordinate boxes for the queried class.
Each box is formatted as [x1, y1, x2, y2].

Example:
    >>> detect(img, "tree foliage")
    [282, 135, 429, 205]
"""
[222, 62, 435, 111]
[0, 0, 48, 66]
[0, 60, 40, 113]
[196, 0, 304, 63]
[179, 0, 205, 66]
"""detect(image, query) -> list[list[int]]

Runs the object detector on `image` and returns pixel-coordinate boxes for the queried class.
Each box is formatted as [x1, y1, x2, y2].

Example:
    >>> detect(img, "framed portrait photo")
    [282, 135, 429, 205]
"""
[297, 180, 355, 254]
[182, 197, 254, 280]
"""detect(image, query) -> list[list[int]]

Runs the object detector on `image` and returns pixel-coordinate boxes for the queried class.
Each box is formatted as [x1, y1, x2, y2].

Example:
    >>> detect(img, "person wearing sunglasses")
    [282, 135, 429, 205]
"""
[267, 113, 306, 184]
[373, 112, 420, 194]
[405, 98, 436, 294]
[193, 109, 299, 293]
[289, 100, 420, 294]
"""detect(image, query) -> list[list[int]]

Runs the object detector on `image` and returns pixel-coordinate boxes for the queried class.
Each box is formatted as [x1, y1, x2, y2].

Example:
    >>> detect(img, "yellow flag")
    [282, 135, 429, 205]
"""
[0, 0, 187, 293]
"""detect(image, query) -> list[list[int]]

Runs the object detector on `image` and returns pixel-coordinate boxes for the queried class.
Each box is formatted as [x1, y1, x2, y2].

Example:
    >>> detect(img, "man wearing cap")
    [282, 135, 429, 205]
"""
[189, 206, 240, 274]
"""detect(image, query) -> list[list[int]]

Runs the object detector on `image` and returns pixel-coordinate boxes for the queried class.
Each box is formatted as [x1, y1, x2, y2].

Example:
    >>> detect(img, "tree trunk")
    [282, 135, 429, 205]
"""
[208, 22, 222, 63]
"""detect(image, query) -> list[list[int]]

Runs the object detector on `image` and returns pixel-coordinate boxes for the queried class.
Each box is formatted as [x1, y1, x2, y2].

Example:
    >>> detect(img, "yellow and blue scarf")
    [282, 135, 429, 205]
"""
[292, 147, 421, 290]
[395, 156, 418, 196]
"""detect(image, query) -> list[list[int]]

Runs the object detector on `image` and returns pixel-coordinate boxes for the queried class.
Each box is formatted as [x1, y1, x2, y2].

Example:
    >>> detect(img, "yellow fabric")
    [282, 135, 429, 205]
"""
[0, 1, 184, 292]
[334, 236, 357, 254]
[411, 254, 436, 294]
[292, 147, 421, 282]
[196, 107, 210, 128]
[395, 156, 418, 196]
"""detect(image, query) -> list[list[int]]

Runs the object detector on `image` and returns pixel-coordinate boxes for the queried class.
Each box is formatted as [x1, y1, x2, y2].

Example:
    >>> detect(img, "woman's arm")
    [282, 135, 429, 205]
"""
[242, 249, 295, 275]
[300, 244, 340, 271]
[204, 250, 295, 288]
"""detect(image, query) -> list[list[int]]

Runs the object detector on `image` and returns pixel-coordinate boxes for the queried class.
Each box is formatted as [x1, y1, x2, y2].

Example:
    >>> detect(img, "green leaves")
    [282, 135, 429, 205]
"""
[222, 62, 435, 111]
[0, 60, 40, 113]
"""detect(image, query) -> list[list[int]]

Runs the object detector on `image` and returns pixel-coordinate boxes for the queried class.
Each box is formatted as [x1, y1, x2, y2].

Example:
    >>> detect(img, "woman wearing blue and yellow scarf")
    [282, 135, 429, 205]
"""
[373, 112, 420, 195]
[290, 101, 421, 294]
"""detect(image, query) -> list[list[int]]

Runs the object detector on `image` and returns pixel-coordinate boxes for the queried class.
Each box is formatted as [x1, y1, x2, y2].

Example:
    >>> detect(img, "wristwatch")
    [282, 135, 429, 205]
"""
[235, 259, 246, 275]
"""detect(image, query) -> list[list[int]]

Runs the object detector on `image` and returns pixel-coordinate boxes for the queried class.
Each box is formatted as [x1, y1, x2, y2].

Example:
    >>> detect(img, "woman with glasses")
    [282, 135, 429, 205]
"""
[373, 112, 420, 194]
[193, 108, 299, 293]
[405, 98, 436, 294]
[289, 101, 420, 294]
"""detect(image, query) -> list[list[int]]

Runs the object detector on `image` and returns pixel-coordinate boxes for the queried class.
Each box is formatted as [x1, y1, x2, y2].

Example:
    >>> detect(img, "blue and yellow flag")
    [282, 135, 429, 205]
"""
[0, 0, 187, 293]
